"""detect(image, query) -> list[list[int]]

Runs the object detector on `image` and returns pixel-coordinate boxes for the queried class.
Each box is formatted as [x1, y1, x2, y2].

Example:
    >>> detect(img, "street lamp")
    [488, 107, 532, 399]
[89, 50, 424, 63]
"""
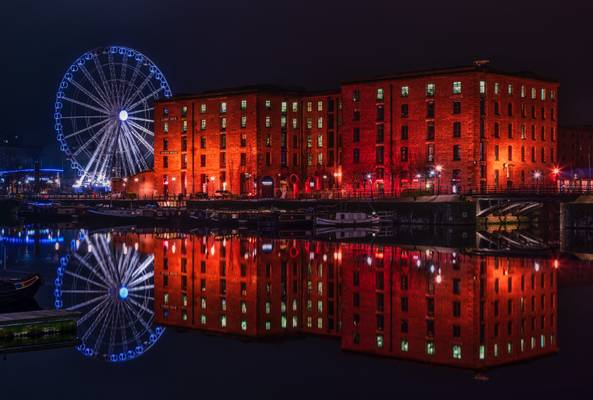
[533, 170, 542, 192]
[435, 165, 443, 195]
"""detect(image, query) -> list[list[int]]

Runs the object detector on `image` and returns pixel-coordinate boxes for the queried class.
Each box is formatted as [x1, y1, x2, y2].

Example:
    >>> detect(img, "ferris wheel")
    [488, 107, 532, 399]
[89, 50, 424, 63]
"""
[53, 46, 172, 188]
[54, 231, 164, 362]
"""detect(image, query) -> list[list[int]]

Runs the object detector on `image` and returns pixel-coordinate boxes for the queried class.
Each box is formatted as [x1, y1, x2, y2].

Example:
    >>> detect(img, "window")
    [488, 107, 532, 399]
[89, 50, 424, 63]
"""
[163, 122, 169, 133]
[426, 83, 435, 97]
[353, 148, 360, 163]
[453, 145, 461, 161]
[200, 155, 206, 167]
[200, 103, 207, 113]
[220, 117, 227, 130]
[200, 119, 206, 130]
[163, 107, 169, 116]
[317, 117, 323, 129]
[352, 110, 360, 121]
[541, 88, 546, 101]
[240, 153, 246, 166]
[281, 101, 287, 113]
[494, 102, 500, 115]
[376, 88, 384, 100]
[181, 105, 188, 118]
[200, 136, 206, 149]
[508, 145, 513, 161]
[240, 99, 247, 110]
[401, 125, 409, 140]
[163, 156, 168, 168]
[508, 83, 513, 95]
[494, 145, 499, 161]
[376, 146, 384, 164]
[376, 125, 384, 143]
[292, 101, 298, 112]
[292, 118, 298, 129]
[317, 134, 323, 148]
[531, 88, 537, 99]
[453, 122, 461, 138]
[426, 122, 435, 140]
[265, 100, 271, 109]
[452, 81, 462, 94]
[220, 152, 226, 168]
[452, 345, 462, 360]
[494, 82, 500, 95]
[453, 301, 461, 317]
[521, 85, 526, 98]
[265, 116, 271, 128]
[427, 102, 435, 118]
[220, 133, 226, 149]
[352, 90, 360, 102]
[400, 146, 408, 162]
[427, 144, 434, 162]
[377, 105, 384, 121]
[163, 138, 169, 151]
[317, 100, 323, 111]
[453, 101, 461, 114]
[220, 102, 227, 113]
[401, 104, 409, 118]
[181, 153, 187, 169]
[241, 115, 247, 128]
[401, 86, 409, 97]
[479, 80, 486, 94]
[181, 136, 187, 151]
[508, 103, 513, 116]
[353, 128, 360, 143]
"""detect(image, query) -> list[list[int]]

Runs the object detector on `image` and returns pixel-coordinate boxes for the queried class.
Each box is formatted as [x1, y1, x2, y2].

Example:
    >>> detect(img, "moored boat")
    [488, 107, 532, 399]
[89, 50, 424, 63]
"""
[0, 274, 42, 304]
[315, 212, 380, 227]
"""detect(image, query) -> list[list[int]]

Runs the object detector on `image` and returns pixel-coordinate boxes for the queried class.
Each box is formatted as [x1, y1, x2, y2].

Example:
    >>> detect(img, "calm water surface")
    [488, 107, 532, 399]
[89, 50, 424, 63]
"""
[1, 225, 592, 399]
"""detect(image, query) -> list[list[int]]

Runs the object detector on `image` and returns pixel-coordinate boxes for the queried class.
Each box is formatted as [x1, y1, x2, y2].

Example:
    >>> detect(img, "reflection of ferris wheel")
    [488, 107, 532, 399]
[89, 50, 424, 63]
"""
[54, 231, 164, 362]
[53, 46, 172, 187]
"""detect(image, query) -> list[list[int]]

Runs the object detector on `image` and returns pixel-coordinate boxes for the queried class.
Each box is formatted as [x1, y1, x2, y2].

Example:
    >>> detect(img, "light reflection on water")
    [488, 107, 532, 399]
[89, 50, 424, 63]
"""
[1, 225, 593, 373]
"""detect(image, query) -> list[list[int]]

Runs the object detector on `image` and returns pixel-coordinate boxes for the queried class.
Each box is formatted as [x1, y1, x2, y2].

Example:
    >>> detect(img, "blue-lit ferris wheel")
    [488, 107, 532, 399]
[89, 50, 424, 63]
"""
[53, 46, 172, 188]
[54, 231, 164, 362]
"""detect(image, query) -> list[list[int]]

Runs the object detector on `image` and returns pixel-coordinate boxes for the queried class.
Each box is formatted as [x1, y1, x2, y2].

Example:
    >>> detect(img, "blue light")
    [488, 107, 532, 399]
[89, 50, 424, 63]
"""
[119, 286, 129, 300]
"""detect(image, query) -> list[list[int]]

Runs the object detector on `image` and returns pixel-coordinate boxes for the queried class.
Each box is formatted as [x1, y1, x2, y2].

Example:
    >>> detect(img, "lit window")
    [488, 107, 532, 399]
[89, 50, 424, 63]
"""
[507, 342, 513, 354]
[307, 101, 312, 112]
[376, 335, 384, 348]
[163, 293, 169, 304]
[241, 116, 247, 128]
[182, 120, 188, 132]
[550, 90, 555, 100]
[200, 315, 206, 325]
[240, 99, 247, 110]
[306, 118, 312, 129]
[200, 103, 206, 113]
[281, 315, 287, 328]
[531, 88, 537, 99]
[317, 317, 323, 329]
[281, 116, 287, 128]
[452, 81, 462, 94]
[317, 153, 323, 166]
[494, 82, 500, 95]
[265, 100, 271, 109]
[317, 134, 323, 147]
[292, 101, 298, 112]
[317, 100, 323, 111]
[221, 117, 227, 129]
[426, 83, 435, 97]
[376, 88, 384, 100]
[452, 345, 462, 359]
[479, 81, 486, 94]
[265, 301, 271, 314]
[163, 107, 169, 116]
[181, 105, 188, 117]
[281, 101, 287, 113]
[521, 85, 526, 98]
[540, 88, 546, 101]
[220, 102, 227, 113]
[479, 345, 485, 360]
[266, 321, 271, 330]
[292, 118, 298, 129]
[163, 122, 169, 133]
[241, 320, 247, 331]
[401, 340, 409, 352]
[317, 117, 323, 129]
[401, 86, 409, 97]
[220, 315, 227, 328]
[182, 310, 188, 321]
[265, 116, 271, 128]
[200, 119, 206, 130]
[241, 301, 247, 314]
[426, 341, 435, 355]
[508, 84, 513, 95]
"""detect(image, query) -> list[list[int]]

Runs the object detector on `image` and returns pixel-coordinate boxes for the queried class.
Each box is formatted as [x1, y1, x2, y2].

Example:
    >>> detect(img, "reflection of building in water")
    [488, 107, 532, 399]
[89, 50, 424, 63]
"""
[148, 233, 557, 369]
[152, 235, 340, 338]
[341, 244, 558, 369]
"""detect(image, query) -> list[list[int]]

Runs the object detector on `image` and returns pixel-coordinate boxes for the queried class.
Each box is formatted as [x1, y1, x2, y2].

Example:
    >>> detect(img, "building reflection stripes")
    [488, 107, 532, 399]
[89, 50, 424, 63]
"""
[118, 232, 558, 370]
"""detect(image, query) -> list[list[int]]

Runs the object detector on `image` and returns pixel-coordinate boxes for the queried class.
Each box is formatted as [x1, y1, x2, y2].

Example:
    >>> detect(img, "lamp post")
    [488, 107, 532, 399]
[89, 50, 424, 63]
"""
[209, 176, 215, 197]
[435, 165, 443, 195]
[366, 173, 373, 198]
[533, 170, 542, 193]
[171, 176, 176, 195]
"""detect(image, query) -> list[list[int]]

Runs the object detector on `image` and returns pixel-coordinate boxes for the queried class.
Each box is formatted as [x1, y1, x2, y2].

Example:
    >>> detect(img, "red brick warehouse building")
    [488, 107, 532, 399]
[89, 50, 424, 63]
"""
[142, 86, 340, 198]
[340, 62, 560, 196]
[125, 61, 559, 197]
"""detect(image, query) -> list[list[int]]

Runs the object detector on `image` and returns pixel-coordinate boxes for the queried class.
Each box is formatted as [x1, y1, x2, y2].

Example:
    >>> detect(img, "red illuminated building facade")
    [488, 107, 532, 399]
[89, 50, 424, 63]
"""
[557, 125, 593, 190]
[142, 87, 341, 198]
[341, 64, 559, 195]
[124, 62, 559, 197]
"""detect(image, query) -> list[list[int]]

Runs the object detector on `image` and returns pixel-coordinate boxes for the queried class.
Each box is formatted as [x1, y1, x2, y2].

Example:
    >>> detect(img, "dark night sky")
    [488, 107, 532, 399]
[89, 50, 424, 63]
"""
[1, 0, 592, 151]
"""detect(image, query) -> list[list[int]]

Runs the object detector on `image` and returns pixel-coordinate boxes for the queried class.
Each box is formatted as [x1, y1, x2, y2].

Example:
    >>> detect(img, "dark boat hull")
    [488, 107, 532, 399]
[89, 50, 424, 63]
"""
[0, 274, 42, 305]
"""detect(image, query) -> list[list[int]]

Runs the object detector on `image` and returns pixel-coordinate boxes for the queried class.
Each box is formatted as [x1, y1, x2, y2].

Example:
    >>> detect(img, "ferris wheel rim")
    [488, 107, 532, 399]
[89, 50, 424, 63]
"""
[53, 45, 172, 187]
